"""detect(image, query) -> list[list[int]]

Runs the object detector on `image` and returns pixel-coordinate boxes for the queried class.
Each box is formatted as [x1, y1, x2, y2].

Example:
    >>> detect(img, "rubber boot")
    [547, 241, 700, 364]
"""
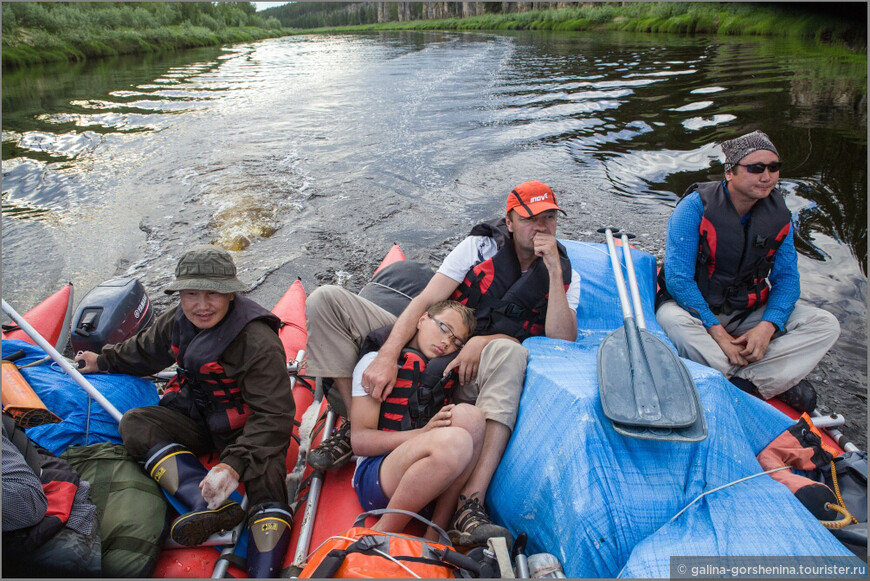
[245, 502, 293, 578]
[144, 442, 245, 546]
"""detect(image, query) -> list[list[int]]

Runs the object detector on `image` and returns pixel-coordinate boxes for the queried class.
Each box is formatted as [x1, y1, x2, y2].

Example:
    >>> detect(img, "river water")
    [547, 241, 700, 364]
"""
[2, 31, 866, 448]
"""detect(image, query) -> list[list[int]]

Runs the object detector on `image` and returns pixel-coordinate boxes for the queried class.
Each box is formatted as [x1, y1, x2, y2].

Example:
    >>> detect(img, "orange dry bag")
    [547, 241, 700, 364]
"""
[2, 360, 62, 428]
[299, 509, 483, 579]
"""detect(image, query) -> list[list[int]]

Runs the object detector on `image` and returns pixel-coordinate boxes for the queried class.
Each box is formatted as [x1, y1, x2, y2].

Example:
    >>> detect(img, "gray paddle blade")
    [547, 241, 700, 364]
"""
[612, 414, 708, 442]
[598, 325, 699, 428]
[611, 357, 708, 442]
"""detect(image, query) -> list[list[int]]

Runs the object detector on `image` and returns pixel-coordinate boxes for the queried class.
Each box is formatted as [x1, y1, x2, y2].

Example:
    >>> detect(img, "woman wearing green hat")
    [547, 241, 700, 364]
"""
[75, 244, 295, 578]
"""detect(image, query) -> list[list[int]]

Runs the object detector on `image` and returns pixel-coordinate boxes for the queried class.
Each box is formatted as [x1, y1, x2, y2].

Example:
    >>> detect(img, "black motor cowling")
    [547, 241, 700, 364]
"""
[70, 277, 154, 353]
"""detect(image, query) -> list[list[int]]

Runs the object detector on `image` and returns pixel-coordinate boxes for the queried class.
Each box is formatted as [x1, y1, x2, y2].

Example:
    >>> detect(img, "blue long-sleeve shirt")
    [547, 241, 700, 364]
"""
[662, 184, 800, 331]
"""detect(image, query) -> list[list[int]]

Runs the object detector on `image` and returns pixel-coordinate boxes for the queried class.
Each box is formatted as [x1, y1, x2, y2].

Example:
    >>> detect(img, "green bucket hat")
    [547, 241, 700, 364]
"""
[164, 244, 249, 295]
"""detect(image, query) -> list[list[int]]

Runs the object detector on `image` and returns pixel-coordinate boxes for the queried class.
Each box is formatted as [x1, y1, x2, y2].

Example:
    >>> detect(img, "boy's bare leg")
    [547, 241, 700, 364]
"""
[375, 405, 484, 535]
[372, 427, 473, 533]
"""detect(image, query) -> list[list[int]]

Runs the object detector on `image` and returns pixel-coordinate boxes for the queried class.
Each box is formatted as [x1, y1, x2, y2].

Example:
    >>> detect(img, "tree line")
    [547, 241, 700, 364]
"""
[262, 2, 596, 28]
[262, 1, 865, 48]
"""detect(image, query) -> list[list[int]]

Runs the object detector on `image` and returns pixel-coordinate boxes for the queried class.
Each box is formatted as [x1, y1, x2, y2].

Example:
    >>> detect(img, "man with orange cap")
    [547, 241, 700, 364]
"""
[305, 181, 579, 549]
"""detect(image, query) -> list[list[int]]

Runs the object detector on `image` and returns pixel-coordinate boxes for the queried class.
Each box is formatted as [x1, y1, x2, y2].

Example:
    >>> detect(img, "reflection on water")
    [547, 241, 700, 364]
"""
[3, 31, 865, 282]
[2, 30, 866, 445]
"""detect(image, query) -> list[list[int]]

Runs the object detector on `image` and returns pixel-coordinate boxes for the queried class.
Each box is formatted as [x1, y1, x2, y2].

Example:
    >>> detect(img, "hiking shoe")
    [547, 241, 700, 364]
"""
[448, 495, 513, 549]
[729, 376, 761, 397]
[775, 379, 818, 414]
[307, 421, 353, 470]
[169, 500, 245, 546]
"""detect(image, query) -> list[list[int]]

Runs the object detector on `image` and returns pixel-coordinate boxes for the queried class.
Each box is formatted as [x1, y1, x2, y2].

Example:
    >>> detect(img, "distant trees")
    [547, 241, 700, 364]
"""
[262, 1, 865, 38]
[262, 2, 618, 27]
[259, 1, 864, 50]
[261, 2, 491, 27]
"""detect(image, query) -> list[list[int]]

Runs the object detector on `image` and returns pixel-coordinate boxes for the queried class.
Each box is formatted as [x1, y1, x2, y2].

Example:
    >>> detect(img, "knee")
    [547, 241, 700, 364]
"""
[118, 408, 146, 442]
[656, 302, 702, 345]
[656, 301, 694, 328]
[814, 309, 841, 342]
[429, 427, 474, 468]
[482, 339, 528, 371]
[118, 409, 154, 459]
[450, 403, 485, 441]
[305, 285, 347, 321]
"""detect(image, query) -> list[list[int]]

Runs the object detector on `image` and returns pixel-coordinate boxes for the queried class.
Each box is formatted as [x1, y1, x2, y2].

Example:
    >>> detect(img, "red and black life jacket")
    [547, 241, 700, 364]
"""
[450, 219, 572, 341]
[656, 181, 791, 315]
[1, 412, 81, 552]
[756, 415, 843, 522]
[360, 326, 459, 432]
[161, 294, 281, 435]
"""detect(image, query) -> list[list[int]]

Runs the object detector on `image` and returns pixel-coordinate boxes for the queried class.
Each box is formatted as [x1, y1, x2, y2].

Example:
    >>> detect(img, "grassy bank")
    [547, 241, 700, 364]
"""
[291, 3, 865, 51]
[1, 2, 292, 70]
[3, 2, 863, 70]
[2, 25, 291, 70]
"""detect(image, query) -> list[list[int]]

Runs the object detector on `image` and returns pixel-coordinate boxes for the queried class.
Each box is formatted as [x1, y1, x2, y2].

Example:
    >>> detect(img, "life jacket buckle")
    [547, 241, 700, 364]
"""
[503, 303, 526, 319]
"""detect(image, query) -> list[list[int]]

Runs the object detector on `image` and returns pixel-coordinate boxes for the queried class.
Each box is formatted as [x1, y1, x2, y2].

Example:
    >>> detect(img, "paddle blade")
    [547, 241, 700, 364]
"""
[612, 355, 707, 442]
[611, 415, 708, 443]
[598, 325, 699, 428]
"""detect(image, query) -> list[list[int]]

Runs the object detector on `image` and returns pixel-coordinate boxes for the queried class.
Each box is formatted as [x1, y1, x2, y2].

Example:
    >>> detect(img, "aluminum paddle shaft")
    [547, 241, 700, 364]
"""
[602, 228, 646, 328]
[619, 232, 646, 329]
[603, 229, 633, 321]
[2, 298, 123, 423]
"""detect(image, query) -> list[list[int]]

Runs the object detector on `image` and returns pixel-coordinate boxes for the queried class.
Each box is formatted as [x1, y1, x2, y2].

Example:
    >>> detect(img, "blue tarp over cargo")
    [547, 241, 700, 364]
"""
[2, 338, 159, 456]
[487, 239, 857, 578]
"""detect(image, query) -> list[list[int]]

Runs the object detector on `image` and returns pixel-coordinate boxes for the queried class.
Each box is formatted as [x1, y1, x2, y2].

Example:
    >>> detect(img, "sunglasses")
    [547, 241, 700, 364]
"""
[429, 314, 465, 349]
[736, 162, 781, 174]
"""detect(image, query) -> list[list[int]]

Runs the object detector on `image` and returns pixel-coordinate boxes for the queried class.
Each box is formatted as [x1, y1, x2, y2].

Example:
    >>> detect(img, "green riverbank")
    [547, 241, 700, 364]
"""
[3, 2, 864, 71]
[1, 2, 291, 70]
[287, 2, 865, 51]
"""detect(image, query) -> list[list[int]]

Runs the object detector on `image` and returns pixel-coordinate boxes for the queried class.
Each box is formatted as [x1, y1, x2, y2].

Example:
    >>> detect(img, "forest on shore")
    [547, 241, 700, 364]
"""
[266, 2, 865, 48]
[3, 2, 865, 70]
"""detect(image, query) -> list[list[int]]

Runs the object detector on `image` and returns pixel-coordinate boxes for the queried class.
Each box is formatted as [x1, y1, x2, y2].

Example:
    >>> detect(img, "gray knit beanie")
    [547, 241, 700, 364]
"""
[721, 130, 779, 171]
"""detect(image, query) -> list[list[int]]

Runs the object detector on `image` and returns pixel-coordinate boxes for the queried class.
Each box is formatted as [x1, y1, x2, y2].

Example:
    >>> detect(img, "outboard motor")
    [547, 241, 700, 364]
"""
[70, 277, 154, 353]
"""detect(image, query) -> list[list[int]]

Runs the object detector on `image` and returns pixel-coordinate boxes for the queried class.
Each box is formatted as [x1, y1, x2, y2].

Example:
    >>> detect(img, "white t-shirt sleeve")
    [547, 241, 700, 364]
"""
[566, 268, 581, 312]
[351, 351, 379, 398]
[437, 236, 499, 282]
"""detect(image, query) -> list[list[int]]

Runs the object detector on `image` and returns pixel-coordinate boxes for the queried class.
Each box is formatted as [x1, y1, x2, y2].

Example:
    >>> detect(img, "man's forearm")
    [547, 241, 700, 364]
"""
[377, 294, 429, 358]
[544, 268, 577, 341]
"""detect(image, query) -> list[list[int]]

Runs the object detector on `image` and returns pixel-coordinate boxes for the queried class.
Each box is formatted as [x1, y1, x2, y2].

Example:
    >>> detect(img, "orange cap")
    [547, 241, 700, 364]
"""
[505, 181, 566, 218]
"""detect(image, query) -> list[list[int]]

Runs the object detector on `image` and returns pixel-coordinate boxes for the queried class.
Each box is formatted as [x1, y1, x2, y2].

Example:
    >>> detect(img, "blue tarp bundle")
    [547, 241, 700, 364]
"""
[2, 338, 159, 456]
[488, 239, 856, 578]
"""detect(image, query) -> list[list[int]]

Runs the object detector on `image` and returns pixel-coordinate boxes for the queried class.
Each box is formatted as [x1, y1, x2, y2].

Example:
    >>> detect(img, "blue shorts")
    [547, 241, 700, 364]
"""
[352, 455, 436, 518]
[352, 455, 390, 511]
